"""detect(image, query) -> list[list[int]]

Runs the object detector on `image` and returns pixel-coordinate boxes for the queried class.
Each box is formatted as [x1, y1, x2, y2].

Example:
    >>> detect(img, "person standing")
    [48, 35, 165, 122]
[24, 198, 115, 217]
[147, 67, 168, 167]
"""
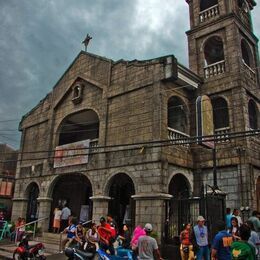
[60, 204, 71, 232]
[233, 209, 243, 227]
[179, 223, 195, 260]
[248, 210, 260, 236]
[229, 217, 241, 241]
[193, 216, 210, 260]
[53, 206, 62, 233]
[211, 220, 233, 260]
[137, 223, 162, 260]
[225, 208, 233, 230]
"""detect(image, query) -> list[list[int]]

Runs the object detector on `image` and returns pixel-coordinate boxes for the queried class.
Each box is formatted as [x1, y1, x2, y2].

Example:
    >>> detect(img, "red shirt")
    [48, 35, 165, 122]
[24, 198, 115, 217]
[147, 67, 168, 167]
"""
[98, 223, 112, 241]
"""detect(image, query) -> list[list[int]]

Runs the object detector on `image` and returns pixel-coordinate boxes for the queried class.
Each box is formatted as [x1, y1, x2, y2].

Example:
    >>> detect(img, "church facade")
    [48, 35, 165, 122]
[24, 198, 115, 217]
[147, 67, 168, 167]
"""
[12, 0, 259, 243]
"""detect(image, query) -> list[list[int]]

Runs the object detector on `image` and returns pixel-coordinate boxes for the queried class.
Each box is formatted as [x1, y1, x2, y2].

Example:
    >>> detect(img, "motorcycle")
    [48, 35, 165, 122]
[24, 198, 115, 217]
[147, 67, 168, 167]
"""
[64, 247, 98, 260]
[13, 234, 46, 260]
[65, 246, 133, 260]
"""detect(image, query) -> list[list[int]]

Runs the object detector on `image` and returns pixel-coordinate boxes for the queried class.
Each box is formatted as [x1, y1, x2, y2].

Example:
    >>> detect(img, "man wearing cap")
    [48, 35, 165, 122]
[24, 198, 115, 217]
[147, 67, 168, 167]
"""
[193, 216, 210, 260]
[97, 216, 115, 255]
[137, 223, 162, 260]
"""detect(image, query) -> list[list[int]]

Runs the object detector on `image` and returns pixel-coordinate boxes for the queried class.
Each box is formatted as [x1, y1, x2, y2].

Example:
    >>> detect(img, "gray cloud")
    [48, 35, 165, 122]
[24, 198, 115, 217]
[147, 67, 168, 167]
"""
[0, 0, 259, 148]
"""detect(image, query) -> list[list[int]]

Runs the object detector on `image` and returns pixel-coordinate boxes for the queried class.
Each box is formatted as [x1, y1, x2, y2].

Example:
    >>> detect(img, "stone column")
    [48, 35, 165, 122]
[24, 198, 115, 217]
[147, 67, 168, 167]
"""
[90, 195, 111, 223]
[132, 193, 172, 245]
[11, 198, 28, 221]
[37, 197, 53, 232]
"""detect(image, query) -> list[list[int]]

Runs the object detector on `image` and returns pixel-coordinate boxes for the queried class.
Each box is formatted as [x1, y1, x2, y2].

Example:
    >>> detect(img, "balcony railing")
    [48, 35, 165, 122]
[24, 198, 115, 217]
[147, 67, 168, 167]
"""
[199, 4, 219, 23]
[204, 60, 225, 79]
[242, 60, 256, 82]
[168, 127, 190, 147]
[214, 127, 231, 143]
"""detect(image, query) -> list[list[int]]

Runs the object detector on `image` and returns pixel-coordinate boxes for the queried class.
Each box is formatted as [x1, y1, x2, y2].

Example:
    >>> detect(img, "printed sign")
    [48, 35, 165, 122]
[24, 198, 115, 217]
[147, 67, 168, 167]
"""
[54, 140, 90, 168]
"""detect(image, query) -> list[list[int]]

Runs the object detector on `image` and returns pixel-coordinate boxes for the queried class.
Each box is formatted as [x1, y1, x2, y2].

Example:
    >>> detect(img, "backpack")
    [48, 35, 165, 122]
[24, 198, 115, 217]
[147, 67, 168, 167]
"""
[231, 241, 255, 260]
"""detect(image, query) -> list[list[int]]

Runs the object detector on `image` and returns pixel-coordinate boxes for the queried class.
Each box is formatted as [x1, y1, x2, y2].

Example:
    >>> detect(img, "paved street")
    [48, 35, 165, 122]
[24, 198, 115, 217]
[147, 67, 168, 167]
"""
[47, 252, 67, 259]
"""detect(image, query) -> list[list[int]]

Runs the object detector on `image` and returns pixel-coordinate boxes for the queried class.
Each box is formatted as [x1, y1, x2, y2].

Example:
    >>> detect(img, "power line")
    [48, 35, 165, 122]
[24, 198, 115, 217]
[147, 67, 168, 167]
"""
[0, 129, 258, 162]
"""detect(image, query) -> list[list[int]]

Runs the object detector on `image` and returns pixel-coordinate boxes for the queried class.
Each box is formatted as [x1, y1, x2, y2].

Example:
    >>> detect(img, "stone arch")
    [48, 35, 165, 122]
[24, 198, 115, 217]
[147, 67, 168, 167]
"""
[168, 173, 191, 198]
[167, 96, 189, 134]
[248, 99, 258, 130]
[211, 96, 230, 129]
[105, 173, 135, 228]
[241, 39, 254, 67]
[25, 182, 40, 223]
[56, 109, 100, 146]
[203, 36, 224, 66]
[48, 173, 93, 225]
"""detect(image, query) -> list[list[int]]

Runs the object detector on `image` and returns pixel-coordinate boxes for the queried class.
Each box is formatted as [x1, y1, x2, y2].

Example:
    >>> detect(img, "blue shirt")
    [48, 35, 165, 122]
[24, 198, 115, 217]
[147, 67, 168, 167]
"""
[225, 214, 232, 229]
[194, 225, 208, 246]
[212, 230, 232, 260]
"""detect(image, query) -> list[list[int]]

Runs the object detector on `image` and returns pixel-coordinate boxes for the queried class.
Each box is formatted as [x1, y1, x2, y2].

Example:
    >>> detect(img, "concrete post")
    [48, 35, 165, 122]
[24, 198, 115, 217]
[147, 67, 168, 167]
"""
[90, 195, 111, 223]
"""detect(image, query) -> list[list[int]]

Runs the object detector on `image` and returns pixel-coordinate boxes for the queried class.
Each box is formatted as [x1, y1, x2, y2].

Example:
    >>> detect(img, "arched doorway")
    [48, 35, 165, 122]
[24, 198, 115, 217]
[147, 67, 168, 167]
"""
[165, 174, 191, 243]
[169, 174, 190, 198]
[51, 174, 92, 226]
[26, 182, 39, 223]
[108, 173, 135, 229]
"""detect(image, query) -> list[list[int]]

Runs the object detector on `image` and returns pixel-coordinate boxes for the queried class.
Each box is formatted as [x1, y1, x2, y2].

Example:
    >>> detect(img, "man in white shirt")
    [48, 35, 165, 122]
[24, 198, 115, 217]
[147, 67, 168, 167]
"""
[233, 209, 243, 227]
[61, 204, 71, 232]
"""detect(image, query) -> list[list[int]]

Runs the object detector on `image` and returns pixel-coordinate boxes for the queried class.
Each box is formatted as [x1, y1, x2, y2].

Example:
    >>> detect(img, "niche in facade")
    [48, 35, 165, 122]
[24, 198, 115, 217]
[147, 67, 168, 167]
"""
[72, 84, 83, 104]
[58, 109, 99, 146]
[200, 0, 218, 11]
[204, 36, 224, 66]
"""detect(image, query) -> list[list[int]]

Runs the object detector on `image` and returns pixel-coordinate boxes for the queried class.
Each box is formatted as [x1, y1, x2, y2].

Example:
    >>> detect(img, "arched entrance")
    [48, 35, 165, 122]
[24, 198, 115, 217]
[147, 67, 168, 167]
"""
[169, 174, 190, 198]
[26, 182, 39, 223]
[108, 173, 135, 229]
[165, 174, 191, 243]
[51, 174, 92, 225]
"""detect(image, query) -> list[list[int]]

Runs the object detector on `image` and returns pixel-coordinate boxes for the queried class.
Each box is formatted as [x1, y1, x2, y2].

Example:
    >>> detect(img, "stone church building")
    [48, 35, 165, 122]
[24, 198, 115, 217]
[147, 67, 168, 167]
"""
[12, 0, 259, 243]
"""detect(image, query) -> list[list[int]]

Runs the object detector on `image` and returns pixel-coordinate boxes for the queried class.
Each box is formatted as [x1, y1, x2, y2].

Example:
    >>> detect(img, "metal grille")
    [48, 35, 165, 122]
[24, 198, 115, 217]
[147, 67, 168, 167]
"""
[164, 194, 225, 244]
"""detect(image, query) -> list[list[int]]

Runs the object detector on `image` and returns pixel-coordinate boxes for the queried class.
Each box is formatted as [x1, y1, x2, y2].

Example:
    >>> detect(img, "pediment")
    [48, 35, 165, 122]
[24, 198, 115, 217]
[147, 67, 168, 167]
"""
[54, 74, 106, 109]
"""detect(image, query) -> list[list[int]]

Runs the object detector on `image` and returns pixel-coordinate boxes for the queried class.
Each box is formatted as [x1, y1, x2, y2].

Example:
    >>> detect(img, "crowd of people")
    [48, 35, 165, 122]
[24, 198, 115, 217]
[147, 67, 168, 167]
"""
[57, 208, 163, 259]
[179, 209, 260, 260]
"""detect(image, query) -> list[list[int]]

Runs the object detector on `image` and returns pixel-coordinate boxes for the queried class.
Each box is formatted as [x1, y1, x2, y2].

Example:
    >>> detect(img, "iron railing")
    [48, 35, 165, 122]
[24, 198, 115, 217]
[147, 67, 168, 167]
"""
[15, 217, 49, 243]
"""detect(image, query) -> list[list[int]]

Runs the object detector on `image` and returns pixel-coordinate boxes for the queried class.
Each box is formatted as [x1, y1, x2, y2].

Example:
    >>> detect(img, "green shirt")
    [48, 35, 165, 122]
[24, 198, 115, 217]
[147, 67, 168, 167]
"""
[231, 241, 255, 260]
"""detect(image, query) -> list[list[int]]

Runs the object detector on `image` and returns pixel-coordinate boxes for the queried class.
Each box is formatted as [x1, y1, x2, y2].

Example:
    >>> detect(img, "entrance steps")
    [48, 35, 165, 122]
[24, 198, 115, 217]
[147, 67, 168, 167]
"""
[34, 232, 67, 254]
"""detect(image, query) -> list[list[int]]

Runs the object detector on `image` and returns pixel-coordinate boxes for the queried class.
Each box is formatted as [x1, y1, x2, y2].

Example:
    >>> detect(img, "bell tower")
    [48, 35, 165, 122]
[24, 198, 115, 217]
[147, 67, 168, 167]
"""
[186, 0, 258, 85]
[186, 0, 260, 209]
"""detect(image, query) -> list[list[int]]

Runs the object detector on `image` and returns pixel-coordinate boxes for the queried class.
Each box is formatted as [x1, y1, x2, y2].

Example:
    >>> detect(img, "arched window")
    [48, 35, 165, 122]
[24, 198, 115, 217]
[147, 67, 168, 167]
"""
[58, 109, 99, 145]
[241, 39, 253, 67]
[204, 36, 224, 65]
[211, 97, 229, 129]
[168, 96, 188, 134]
[248, 100, 258, 129]
[200, 0, 218, 11]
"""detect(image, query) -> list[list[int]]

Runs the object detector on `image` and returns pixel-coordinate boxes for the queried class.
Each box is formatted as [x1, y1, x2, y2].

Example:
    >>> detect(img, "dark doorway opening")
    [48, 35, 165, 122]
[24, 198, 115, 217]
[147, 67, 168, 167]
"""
[26, 183, 39, 223]
[108, 173, 135, 230]
[50, 174, 92, 228]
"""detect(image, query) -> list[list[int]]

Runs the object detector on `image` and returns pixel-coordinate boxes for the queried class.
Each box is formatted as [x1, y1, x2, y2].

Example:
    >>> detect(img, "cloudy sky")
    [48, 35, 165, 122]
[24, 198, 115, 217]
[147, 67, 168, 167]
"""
[0, 0, 259, 149]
